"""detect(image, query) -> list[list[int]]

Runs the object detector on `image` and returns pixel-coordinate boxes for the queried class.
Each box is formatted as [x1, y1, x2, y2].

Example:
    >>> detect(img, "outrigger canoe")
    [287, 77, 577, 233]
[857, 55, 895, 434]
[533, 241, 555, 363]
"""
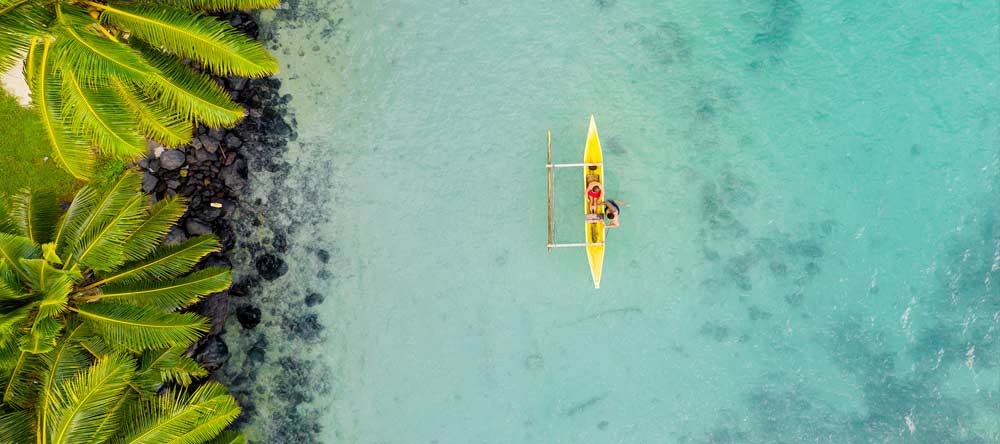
[546, 115, 606, 289]
[583, 116, 605, 288]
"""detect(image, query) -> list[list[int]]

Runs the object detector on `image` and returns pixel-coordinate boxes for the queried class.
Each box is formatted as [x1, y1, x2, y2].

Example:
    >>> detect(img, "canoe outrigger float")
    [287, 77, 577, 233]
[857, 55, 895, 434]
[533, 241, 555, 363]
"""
[547, 115, 606, 288]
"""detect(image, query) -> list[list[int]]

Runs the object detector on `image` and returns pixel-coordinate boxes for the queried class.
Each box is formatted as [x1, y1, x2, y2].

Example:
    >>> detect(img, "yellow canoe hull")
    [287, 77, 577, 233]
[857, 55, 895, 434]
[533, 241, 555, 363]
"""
[584, 115, 604, 288]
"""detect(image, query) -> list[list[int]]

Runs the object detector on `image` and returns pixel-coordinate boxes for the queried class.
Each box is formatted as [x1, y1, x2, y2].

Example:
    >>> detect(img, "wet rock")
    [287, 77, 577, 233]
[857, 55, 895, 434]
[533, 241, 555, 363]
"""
[185, 219, 213, 236]
[141, 172, 159, 193]
[160, 149, 186, 170]
[304, 292, 323, 307]
[255, 254, 287, 280]
[166, 179, 181, 190]
[220, 159, 248, 190]
[199, 134, 220, 153]
[237, 305, 261, 329]
[163, 226, 188, 245]
[225, 133, 243, 148]
[195, 335, 229, 372]
[194, 292, 229, 336]
[229, 277, 259, 298]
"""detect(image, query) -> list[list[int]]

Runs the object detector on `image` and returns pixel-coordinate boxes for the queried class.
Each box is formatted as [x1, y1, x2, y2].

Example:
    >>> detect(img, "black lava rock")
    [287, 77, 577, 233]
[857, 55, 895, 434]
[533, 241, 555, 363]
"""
[237, 305, 261, 329]
[159, 150, 186, 170]
[195, 336, 229, 371]
[185, 219, 213, 236]
[255, 254, 287, 280]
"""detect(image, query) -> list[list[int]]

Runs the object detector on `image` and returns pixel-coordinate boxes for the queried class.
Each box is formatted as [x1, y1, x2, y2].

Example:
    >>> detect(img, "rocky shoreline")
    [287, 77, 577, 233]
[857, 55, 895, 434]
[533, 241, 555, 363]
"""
[139, 10, 325, 444]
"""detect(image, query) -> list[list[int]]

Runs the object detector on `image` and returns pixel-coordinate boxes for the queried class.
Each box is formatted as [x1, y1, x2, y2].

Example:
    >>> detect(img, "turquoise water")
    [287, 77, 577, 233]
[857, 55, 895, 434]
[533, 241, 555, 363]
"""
[226, 1, 999, 442]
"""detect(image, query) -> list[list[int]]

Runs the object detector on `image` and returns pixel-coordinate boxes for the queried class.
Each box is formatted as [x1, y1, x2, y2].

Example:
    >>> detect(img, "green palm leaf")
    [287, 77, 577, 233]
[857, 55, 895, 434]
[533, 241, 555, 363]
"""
[120, 195, 188, 262]
[73, 303, 209, 351]
[47, 352, 134, 444]
[59, 66, 147, 158]
[98, 3, 278, 77]
[175, 0, 280, 11]
[89, 235, 221, 289]
[0, 197, 18, 235]
[22, 315, 62, 354]
[52, 185, 98, 257]
[0, 410, 32, 444]
[118, 382, 240, 444]
[141, 47, 245, 127]
[63, 172, 142, 267]
[69, 194, 145, 272]
[53, 6, 152, 84]
[36, 324, 90, 440]
[1, 350, 39, 407]
[91, 267, 231, 310]
[11, 189, 58, 244]
[0, 232, 41, 281]
[203, 430, 246, 444]
[112, 78, 194, 147]
[31, 38, 95, 181]
[134, 346, 207, 395]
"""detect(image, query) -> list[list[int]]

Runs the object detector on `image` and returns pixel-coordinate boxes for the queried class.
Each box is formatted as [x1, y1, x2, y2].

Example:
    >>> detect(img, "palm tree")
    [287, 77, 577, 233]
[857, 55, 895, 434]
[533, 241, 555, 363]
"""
[0, 0, 280, 180]
[0, 170, 242, 443]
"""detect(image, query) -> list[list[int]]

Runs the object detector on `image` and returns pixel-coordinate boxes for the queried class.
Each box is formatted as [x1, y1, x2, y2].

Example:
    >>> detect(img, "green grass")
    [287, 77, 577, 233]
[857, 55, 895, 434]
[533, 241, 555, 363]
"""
[0, 89, 80, 200]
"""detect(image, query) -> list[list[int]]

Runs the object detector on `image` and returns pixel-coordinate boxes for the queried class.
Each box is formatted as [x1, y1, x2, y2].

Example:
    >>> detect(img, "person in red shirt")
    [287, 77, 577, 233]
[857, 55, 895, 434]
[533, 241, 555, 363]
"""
[586, 182, 602, 212]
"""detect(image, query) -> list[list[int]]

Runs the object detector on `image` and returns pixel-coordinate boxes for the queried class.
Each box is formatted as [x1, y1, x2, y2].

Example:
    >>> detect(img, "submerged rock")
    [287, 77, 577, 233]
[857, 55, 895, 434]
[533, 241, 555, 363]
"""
[237, 305, 262, 329]
[255, 254, 288, 280]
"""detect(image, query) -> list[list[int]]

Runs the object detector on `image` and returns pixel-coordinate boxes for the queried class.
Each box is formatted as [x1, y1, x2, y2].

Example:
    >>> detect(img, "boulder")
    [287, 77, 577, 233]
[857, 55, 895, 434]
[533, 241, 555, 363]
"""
[254, 254, 287, 281]
[159, 150, 186, 170]
[185, 219, 213, 236]
[237, 305, 261, 329]
[194, 336, 229, 372]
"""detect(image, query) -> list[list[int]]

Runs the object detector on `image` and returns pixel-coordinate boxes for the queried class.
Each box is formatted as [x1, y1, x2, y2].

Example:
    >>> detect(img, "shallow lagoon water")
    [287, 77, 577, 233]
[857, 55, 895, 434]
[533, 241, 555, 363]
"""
[224, 1, 999, 443]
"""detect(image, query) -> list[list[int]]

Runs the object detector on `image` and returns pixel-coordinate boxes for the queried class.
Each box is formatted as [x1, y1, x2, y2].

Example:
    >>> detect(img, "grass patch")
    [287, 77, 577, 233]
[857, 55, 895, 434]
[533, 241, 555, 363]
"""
[0, 90, 80, 200]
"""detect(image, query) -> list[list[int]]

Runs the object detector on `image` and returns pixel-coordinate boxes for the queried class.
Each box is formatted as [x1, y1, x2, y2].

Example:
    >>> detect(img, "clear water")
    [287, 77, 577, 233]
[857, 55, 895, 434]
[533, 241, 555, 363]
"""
[228, 1, 1000, 443]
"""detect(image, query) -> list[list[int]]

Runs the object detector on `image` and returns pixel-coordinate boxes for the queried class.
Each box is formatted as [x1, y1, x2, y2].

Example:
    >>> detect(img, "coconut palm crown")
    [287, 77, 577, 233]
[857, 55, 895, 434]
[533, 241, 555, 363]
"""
[0, 171, 241, 443]
[0, 0, 280, 180]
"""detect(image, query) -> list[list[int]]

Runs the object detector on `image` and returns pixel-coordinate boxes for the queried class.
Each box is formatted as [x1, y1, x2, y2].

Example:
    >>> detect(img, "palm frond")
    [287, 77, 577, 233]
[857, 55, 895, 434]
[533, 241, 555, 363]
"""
[89, 267, 231, 310]
[0, 410, 32, 444]
[81, 390, 134, 443]
[175, 0, 280, 11]
[21, 315, 62, 354]
[59, 66, 147, 158]
[52, 185, 98, 257]
[53, 6, 152, 84]
[47, 352, 134, 444]
[0, 232, 40, 281]
[63, 171, 142, 267]
[1, 350, 39, 407]
[112, 77, 194, 147]
[141, 47, 245, 127]
[18, 258, 79, 296]
[10, 189, 58, 244]
[31, 38, 95, 181]
[73, 302, 209, 351]
[118, 382, 240, 444]
[36, 324, 91, 439]
[98, 3, 278, 77]
[134, 346, 207, 395]
[203, 430, 246, 444]
[77, 333, 112, 359]
[69, 194, 145, 272]
[120, 195, 188, 262]
[0, 197, 18, 235]
[89, 235, 221, 288]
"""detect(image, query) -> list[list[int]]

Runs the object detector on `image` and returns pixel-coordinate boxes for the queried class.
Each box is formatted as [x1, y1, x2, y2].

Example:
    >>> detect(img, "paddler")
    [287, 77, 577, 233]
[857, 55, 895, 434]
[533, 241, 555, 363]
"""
[586, 182, 603, 212]
[603, 199, 621, 228]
